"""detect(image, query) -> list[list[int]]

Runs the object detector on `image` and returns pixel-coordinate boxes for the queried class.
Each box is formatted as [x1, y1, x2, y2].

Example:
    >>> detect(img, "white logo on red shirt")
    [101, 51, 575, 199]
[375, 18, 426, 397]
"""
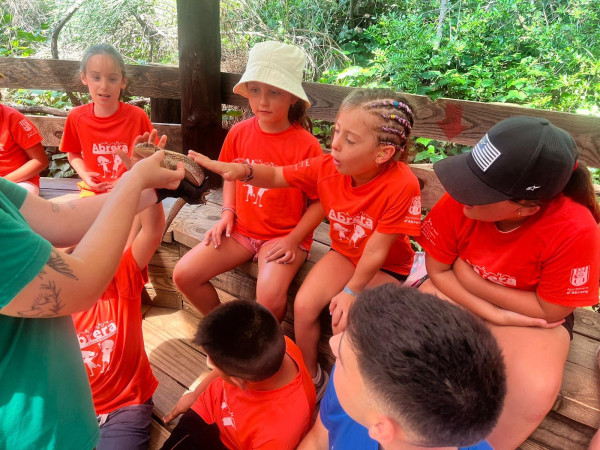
[19, 119, 32, 133]
[570, 266, 590, 287]
[408, 196, 421, 216]
[78, 321, 118, 376]
[329, 209, 374, 247]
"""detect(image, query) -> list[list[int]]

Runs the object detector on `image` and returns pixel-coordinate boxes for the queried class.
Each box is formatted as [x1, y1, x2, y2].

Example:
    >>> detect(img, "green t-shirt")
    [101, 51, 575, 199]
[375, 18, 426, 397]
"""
[0, 178, 99, 449]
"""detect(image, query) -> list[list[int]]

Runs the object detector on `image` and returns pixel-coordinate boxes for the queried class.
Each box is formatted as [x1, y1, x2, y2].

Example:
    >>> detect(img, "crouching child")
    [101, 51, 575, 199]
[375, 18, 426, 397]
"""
[161, 299, 316, 449]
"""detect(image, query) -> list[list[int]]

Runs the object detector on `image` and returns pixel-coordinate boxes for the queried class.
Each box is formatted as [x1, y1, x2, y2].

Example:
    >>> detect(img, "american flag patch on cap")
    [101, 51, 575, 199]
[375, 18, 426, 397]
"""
[472, 134, 501, 172]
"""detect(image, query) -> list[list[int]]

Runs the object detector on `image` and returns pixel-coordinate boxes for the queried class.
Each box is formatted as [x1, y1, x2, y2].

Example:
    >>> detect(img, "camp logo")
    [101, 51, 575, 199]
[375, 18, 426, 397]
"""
[408, 196, 422, 216]
[570, 266, 590, 287]
[92, 141, 128, 155]
[18, 119, 32, 133]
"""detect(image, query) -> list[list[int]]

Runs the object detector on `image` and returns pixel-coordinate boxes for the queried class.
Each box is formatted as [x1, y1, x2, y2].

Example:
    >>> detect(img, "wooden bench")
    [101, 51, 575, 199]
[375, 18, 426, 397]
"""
[40, 175, 600, 449]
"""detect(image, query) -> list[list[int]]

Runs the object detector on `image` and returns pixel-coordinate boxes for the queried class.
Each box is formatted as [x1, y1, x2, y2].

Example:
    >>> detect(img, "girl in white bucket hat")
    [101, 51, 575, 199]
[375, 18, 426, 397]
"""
[174, 41, 323, 325]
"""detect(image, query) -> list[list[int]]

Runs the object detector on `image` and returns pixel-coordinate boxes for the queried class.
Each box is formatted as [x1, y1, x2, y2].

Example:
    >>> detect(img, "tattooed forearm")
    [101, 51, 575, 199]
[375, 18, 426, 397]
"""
[18, 280, 64, 318]
[51, 202, 60, 213]
[47, 250, 78, 280]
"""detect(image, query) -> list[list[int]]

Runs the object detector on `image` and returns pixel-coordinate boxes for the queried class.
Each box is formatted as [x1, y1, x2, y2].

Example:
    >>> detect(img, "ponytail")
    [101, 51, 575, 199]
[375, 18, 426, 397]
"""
[563, 162, 600, 223]
[289, 101, 313, 133]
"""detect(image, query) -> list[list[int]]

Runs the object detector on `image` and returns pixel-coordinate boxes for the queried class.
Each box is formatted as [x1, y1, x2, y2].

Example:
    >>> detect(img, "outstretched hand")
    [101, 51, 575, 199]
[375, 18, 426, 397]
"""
[163, 391, 197, 424]
[188, 150, 246, 181]
[118, 129, 168, 171]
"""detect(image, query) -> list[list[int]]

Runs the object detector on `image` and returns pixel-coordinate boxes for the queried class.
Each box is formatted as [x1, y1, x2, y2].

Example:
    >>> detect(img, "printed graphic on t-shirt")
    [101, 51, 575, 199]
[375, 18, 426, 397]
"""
[91, 141, 129, 179]
[469, 261, 517, 287]
[18, 119, 38, 138]
[77, 320, 118, 376]
[329, 209, 373, 248]
[567, 266, 590, 295]
[220, 389, 236, 429]
[245, 185, 268, 207]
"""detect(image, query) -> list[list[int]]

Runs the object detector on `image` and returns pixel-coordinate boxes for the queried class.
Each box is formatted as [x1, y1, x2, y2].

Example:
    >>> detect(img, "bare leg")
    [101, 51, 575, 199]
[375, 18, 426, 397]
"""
[487, 324, 570, 449]
[256, 244, 307, 321]
[589, 349, 600, 449]
[294, 251, 354, 377]
[173, 237, 253, 315]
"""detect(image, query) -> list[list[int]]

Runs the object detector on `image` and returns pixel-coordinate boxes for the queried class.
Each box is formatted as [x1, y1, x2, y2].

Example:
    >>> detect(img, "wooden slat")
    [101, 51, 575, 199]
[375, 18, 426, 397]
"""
[3, 58, 599, 163]
[28, 115, 182, 151]
[521, 411, 596, 450]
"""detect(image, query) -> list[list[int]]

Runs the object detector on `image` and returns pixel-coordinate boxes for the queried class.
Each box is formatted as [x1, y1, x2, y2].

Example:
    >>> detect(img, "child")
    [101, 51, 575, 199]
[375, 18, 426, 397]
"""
[189, 88, 422, 399]
[0, 103, 48, 195]
[60, 44, 154, 197]
[173, 41, 324, 321]
[160, 299, 316, 450]
[72, 200, 163, 449]
[298, 284, 506, 450]
[416, 116, 600, 448]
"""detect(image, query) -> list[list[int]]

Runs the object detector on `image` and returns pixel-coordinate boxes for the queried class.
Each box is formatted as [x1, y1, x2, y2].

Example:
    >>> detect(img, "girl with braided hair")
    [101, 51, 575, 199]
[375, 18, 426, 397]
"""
[189, 88, 422, 400]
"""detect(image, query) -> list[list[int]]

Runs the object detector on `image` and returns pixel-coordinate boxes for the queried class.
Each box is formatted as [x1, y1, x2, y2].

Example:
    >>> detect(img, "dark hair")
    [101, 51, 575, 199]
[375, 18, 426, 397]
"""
[339, 88, 415, 164]
[194, 300, 286, 382]
[289, 100, 313, 133]
[347, 284, 506, 447]
[564, 162, 600, 223]
[80, 44, 127, 82]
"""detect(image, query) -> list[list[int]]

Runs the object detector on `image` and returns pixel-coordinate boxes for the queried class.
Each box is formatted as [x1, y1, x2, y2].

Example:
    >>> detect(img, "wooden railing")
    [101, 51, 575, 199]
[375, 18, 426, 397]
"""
[2, 57, 600, 170]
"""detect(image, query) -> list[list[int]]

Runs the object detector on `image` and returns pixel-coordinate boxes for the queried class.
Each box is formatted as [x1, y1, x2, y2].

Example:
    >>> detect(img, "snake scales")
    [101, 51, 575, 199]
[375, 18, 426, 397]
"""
[133, 143, 209, 236]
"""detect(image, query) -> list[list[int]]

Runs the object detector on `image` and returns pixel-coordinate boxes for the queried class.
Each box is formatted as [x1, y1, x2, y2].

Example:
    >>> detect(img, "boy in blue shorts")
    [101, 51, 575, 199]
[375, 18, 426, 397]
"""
[299, 284, 506, 450]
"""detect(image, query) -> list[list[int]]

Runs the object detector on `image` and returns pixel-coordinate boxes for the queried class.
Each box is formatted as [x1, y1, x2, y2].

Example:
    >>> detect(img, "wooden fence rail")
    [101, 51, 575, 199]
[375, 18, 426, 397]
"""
[2, 58, 600, 167]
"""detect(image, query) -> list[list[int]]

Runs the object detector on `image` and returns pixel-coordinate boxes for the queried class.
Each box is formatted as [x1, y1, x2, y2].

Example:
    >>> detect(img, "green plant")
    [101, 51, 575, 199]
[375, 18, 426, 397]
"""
[47, 152, 75, 178]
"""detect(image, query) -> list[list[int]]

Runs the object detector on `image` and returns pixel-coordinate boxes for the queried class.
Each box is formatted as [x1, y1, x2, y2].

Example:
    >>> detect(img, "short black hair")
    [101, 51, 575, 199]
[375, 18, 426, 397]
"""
[347, 284, 506, 447]
[194, 300, 286, 382]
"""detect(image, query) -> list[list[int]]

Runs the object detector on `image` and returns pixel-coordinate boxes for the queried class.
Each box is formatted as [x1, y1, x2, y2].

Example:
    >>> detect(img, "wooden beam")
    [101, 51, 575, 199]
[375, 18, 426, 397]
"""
[2, 59, 599, 165]
[176, 0, 225, 175]
[27, 115, 182, 151]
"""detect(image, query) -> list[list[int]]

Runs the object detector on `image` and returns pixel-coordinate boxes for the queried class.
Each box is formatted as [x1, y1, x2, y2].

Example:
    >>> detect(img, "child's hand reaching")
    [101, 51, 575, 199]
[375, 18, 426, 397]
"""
[204, 215, 234, 248]
[188, 150, 247, 181]
[330, 290, 357, 334]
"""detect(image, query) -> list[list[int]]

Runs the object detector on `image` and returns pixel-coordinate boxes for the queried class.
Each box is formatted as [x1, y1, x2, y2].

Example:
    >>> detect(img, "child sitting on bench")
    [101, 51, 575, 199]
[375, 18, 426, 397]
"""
[161, 300, 316, 449]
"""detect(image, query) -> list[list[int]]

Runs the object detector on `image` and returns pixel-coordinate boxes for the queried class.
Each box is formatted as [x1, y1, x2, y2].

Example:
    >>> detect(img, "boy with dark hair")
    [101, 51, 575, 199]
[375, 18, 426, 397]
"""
[299, 284, 506, 450]
[161, 300, 316, 450]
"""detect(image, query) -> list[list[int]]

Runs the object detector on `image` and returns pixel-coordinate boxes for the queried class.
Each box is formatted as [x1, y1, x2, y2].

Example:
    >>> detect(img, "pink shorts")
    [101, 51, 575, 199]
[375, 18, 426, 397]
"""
[230, 231, 311, 261]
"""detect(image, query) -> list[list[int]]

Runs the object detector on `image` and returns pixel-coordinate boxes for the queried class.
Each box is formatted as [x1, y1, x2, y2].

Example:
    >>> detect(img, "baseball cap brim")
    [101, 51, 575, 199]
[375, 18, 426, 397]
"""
[433, 153, 513, 206]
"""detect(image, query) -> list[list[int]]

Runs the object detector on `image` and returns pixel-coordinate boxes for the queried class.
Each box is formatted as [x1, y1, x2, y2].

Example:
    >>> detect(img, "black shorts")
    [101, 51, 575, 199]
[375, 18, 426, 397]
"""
[380, 268, 408, 283]
[160, 409, 228, 450]
[562, 312, 575, 341]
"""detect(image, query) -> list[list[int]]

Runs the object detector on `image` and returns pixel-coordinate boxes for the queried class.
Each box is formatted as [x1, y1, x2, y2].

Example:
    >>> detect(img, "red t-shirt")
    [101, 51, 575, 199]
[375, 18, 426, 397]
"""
[72, 248, 158, 414]
[418, 193, 600, 307]
[219, 117, 323, 248]
[192, 337, 316, 450]
[283, 154, 421, 275]
[59, 102, 153, 190]
[0, 104, 44, 187]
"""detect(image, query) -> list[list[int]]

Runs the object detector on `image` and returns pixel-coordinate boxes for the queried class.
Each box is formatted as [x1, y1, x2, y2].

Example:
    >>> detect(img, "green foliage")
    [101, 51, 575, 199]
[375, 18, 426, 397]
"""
[47, 153, 75, 178]
[6, 88, 78, 109]
[322, 0, 600, 115]
[0, 13, 49, 56]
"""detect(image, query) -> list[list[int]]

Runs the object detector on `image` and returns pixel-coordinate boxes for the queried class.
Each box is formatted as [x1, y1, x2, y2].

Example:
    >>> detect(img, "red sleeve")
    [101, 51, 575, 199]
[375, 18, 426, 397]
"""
[282, 155, 323, 199]
[112, 248, 148, 300]
[191, 378, 222, 425]
[376, 174, 421, 236]
[59, 110, 82, 154]
[417, 193, 463, 265]
[537, 225, 600, 306]
[9, 110, 43, 149]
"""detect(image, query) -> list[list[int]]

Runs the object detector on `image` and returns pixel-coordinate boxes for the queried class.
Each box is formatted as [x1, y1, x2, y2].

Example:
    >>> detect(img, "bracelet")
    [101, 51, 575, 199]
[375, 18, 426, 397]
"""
[221, 206, 236, 217]
[343, 286, 359, 297]
[240, 161, 254, 183]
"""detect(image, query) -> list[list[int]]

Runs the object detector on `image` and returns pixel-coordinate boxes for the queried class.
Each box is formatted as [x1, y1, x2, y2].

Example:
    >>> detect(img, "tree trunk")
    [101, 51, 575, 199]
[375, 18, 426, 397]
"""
[433, 0, 449, 51]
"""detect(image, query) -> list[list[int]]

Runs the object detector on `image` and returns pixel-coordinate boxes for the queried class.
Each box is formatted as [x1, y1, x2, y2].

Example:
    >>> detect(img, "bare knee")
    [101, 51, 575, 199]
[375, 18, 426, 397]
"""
[294, 292, 325, 324]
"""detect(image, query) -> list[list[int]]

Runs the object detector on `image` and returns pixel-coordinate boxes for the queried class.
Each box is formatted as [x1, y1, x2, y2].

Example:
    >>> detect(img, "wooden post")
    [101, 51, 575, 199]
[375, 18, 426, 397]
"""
[177, 0, 225, 187]
[150, 98, 181, 125]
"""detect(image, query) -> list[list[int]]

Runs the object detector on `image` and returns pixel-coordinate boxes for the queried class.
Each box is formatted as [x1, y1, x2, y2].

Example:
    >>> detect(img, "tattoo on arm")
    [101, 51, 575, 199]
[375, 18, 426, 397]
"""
[47, 250, 78, 280]
[51, 203, 59, 213]
[18, 280, 64, 318]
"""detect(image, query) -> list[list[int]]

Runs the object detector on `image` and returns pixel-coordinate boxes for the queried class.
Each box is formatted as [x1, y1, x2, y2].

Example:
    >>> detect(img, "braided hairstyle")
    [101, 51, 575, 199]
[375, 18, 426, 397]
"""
[339, 88, 415, 164]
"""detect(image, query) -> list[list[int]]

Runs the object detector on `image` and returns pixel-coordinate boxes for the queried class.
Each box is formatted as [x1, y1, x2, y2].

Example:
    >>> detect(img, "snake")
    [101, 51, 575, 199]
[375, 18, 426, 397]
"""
[133, 143, 209, 236]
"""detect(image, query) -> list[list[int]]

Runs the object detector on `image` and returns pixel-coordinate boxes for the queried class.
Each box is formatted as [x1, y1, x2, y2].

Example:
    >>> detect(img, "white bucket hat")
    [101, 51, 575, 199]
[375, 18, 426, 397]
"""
[233, 41, 310, 107]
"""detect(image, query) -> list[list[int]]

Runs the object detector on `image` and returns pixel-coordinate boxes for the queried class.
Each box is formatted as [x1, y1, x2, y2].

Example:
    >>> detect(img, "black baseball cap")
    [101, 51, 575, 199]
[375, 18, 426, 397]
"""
[433, 116, 579, 205]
